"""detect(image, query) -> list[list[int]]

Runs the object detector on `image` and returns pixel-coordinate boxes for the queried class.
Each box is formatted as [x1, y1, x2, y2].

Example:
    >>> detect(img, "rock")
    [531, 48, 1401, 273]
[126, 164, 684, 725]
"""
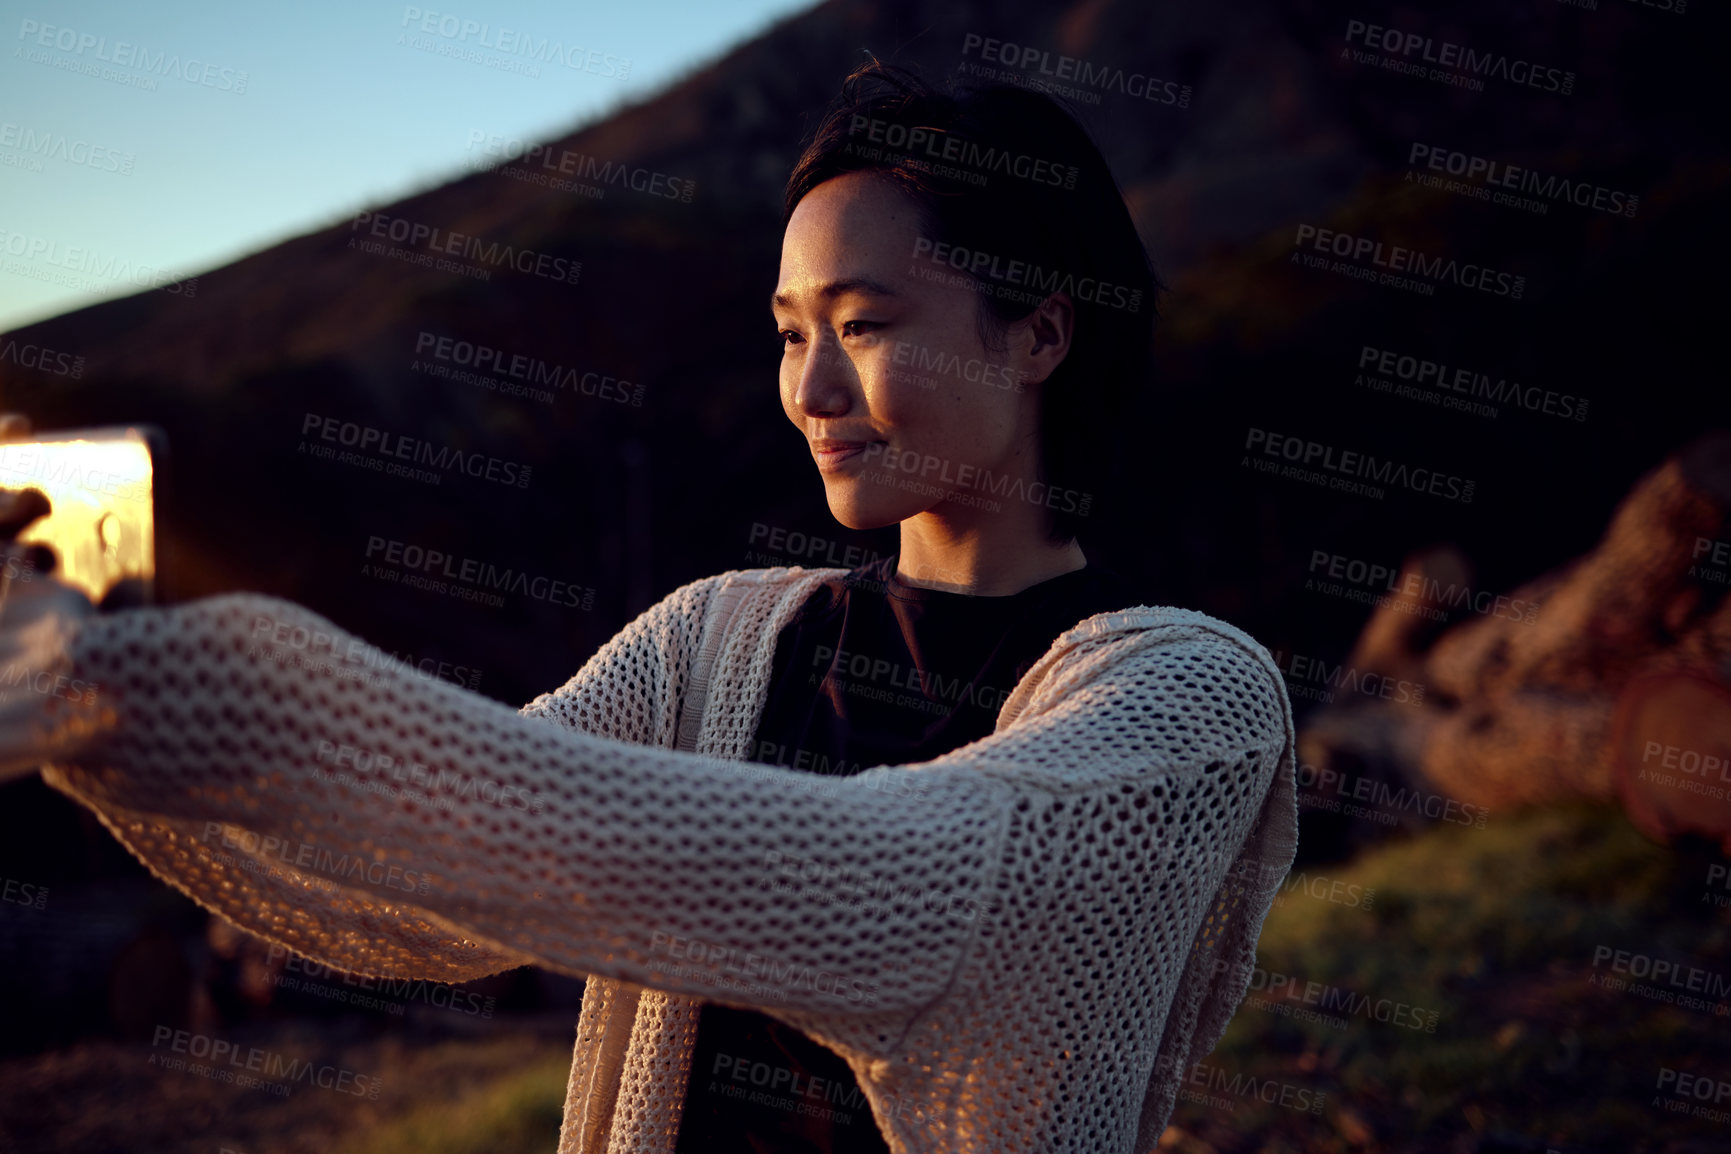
[1611, 673, 1731, 853]
[1299, 432, 1731, 841]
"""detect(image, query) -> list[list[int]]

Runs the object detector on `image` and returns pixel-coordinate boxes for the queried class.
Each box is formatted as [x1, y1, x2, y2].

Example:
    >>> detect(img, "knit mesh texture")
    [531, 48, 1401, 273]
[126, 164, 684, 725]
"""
[39, 566, 1296, 1154]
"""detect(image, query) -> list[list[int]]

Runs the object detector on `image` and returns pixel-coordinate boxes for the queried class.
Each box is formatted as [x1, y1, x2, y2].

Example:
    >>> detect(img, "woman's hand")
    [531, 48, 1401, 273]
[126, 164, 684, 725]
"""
[0, 412, 103, 782]
[0, 563, 99, 782]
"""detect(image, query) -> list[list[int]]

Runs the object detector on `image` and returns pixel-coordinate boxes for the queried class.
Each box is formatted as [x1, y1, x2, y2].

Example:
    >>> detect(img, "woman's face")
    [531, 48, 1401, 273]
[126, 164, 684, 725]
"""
[773, 171, 1067, 531]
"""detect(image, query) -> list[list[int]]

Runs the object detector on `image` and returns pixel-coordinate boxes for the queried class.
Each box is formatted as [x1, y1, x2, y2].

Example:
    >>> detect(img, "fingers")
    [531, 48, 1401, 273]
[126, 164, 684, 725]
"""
[98, 576, 151, 610]
[0, 541, 57, 578]
[0, 572, 94, 626]
[0, 576, 94, 661]
[0, 488, 51, 539]
[0, 574, 100, 783]
[0, 418, 121, 782]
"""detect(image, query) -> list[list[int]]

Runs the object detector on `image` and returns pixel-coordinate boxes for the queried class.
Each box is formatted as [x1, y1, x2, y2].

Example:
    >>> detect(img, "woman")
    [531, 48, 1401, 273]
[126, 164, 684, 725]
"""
[0, 62, 1297, 1154]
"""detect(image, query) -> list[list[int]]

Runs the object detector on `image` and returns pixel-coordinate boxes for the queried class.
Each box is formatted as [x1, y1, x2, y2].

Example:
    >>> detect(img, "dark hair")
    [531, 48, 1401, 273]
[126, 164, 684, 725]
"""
[784, 59, 1161, 545]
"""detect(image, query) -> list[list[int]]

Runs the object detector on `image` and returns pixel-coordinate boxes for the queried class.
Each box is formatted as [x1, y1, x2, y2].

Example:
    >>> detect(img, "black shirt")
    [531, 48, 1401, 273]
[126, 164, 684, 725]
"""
[674, 554, 1146, 1153]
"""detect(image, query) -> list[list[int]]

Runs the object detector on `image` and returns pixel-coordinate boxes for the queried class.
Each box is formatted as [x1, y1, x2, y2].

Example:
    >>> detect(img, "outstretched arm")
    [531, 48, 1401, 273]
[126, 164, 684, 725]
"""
[2, 573, 726, 986]
[13, 585, 1292, 1050]
[28, 590, 1009, 1021]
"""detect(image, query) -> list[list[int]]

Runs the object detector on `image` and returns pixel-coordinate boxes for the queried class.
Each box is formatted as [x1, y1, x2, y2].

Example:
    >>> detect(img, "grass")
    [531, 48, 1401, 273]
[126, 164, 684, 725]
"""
[7, 801, 1724, 1153]
[329, 1047, 571, 1154]
[1170, 801, 1731, 1153]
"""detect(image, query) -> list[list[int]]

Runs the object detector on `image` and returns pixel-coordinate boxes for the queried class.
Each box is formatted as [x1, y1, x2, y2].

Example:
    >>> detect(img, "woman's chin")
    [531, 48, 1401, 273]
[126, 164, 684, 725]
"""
[822, 486, 915, 532]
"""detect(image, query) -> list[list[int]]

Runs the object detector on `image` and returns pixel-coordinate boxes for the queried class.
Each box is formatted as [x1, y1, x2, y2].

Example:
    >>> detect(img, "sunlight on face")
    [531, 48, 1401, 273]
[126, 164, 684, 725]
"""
[772, 172, 1044, 531]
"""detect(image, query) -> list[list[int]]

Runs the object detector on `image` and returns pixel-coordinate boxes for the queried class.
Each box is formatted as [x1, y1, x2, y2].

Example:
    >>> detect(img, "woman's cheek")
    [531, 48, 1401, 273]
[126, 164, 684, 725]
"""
[861, 359, 930, 424]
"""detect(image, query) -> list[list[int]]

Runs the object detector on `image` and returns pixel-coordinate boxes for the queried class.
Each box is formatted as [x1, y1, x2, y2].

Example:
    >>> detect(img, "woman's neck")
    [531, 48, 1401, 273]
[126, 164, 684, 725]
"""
[894, 513, 1087, 596]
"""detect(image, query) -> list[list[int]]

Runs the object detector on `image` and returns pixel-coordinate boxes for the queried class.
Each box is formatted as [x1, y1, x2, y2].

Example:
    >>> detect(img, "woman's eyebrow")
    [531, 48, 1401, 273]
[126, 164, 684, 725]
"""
[770, 277, 902, 313]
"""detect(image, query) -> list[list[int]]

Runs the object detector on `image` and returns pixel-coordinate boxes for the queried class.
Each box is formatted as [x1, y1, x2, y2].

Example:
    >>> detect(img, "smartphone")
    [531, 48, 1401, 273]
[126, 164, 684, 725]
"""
[0, 425, 165, 606]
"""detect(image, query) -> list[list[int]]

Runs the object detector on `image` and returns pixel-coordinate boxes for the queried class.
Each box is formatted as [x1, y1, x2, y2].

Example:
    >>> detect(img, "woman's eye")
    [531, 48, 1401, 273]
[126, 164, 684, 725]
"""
[778, 329, 804, 348]
[841, 320, 878, 338]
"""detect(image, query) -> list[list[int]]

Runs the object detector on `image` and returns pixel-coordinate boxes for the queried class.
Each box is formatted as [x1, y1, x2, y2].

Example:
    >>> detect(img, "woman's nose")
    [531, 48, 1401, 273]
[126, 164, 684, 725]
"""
[791, 333, 855, 418]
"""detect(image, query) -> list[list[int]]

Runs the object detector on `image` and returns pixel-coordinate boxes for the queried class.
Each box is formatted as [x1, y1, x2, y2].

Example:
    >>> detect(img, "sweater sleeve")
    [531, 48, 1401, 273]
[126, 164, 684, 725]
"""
[37, 591, 1290, 1037]
[37, 577, 721, 987]
[516, 572, 723, 746]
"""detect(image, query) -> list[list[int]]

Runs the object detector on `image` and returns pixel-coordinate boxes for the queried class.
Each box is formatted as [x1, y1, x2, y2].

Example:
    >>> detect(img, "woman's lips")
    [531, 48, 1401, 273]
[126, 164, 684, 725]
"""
[813, 441, 876, 471]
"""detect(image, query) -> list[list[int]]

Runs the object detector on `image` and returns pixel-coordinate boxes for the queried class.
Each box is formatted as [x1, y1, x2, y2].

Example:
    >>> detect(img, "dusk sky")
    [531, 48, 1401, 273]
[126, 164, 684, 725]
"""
[0, 0, 814, 330]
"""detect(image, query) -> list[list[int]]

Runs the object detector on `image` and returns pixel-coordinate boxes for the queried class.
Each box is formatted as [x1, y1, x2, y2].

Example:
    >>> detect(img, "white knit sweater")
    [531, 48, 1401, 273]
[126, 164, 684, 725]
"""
[37, 564, 1297, 1154]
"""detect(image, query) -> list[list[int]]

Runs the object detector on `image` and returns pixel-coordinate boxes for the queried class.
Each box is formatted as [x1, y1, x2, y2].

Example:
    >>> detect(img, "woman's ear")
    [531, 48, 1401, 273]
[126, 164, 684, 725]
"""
[1018, 292, 1074, 389]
